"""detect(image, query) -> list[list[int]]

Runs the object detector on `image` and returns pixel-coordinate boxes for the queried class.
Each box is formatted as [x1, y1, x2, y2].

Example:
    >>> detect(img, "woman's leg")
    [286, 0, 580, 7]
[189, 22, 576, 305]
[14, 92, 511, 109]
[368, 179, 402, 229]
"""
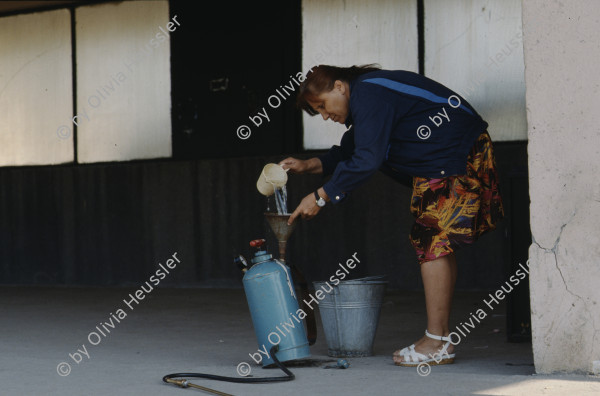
[393, 253, 457, 363]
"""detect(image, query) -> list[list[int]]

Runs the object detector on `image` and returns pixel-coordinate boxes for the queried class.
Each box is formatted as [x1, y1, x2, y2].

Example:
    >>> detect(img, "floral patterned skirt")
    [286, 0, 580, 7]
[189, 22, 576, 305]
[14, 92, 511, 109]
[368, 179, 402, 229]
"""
[409, 131, 504, 264]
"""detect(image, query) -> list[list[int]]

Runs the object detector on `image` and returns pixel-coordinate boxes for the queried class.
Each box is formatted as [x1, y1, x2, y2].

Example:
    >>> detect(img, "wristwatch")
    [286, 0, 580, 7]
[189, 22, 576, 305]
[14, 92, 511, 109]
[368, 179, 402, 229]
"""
[314, 191, 326, 207]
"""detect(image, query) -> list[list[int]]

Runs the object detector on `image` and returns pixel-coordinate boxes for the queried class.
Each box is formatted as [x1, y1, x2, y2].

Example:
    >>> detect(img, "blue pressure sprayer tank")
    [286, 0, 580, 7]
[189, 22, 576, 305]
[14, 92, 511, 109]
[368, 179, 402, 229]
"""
[238, 239, 310, 367]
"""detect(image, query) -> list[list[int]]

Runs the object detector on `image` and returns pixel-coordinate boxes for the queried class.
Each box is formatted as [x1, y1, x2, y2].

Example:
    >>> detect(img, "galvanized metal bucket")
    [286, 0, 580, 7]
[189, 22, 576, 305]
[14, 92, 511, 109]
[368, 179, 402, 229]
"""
[313, 275, 388, 357]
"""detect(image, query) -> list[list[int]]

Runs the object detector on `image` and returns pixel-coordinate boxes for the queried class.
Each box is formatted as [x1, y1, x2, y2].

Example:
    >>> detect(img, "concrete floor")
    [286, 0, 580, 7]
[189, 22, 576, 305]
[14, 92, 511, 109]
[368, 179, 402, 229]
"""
[2, 286, 599, 396]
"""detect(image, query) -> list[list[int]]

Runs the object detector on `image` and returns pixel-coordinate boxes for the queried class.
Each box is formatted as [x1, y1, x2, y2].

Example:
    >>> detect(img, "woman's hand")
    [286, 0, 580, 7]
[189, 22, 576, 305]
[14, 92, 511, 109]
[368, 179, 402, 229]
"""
[279, 157, 308, 174]
[279, 157, 323, 174]
[288, 188, 329, 225]
[288, 192, 321, 225]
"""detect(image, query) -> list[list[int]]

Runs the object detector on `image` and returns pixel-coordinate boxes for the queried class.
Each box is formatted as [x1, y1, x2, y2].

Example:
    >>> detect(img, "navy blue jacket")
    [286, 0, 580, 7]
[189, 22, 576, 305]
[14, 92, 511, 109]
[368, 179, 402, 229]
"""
[319, 70, 489, 204]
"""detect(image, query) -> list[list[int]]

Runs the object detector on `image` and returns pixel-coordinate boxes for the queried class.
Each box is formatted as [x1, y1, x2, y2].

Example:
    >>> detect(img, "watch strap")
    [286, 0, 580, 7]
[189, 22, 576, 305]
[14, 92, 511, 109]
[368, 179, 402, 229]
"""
[314, 190, 321, 202]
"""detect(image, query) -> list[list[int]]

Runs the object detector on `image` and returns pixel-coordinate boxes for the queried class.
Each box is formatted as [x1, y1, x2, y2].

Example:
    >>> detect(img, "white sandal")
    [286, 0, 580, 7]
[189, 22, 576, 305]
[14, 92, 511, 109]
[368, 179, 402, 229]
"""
[394, 330, 456, 366]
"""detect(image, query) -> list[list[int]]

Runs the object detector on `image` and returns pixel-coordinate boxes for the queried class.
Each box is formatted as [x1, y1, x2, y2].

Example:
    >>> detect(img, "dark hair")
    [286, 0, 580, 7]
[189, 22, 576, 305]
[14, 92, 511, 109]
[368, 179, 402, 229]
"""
[297, 64, 381, 115]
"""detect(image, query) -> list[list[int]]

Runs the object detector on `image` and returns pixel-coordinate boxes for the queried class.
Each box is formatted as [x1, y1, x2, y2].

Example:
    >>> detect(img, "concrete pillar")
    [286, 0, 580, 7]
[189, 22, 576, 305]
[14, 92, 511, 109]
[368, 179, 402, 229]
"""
[523, 0, 600, 373]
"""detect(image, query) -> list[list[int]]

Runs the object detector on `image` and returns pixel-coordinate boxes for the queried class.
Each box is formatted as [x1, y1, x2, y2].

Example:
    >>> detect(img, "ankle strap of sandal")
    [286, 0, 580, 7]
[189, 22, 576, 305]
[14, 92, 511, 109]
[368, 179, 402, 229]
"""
[425, 329, 451, 342]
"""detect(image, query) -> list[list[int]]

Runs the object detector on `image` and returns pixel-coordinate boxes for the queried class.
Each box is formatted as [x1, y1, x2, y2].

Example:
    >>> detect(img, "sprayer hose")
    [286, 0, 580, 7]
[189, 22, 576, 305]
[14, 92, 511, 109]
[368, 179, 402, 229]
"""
[162, 345, 294, 394]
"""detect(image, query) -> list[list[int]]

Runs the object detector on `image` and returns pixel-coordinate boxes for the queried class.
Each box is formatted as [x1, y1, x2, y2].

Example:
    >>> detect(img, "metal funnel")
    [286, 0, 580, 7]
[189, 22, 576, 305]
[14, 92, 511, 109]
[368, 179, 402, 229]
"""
[264, 213, 296, 261]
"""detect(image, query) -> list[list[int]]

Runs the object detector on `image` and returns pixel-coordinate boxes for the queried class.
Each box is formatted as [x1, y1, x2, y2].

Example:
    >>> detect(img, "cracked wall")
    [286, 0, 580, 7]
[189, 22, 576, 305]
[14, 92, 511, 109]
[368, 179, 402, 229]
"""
[523, 0, 600, 373]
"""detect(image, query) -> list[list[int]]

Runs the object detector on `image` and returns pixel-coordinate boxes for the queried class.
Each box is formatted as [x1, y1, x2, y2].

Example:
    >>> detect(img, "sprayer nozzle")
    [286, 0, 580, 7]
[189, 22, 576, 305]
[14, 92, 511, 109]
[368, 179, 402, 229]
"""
[165, 378, 189, 388]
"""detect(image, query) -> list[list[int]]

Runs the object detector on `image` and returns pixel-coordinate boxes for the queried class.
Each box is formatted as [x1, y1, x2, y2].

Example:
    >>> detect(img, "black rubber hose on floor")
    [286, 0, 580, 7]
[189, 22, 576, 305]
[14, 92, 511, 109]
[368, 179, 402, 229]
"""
[162, 345, 294, 390]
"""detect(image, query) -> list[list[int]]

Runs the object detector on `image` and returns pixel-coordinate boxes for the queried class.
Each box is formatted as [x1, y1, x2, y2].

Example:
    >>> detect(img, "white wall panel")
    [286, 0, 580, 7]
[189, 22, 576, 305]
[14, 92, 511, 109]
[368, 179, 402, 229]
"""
[0, 9, 73, 165]
[76, 0, 172, 163]
[425, 0, 526, 141]
[302, 0, 418, 149]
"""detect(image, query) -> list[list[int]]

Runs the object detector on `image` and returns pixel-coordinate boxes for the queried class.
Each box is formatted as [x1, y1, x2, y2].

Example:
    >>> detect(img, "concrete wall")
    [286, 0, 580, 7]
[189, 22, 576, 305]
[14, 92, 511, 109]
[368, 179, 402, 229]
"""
[301, 0, 418, 149]
[0, 0, 171, 166]
[425, 0, 526, 142]
[0, 9, 73, 165]
[302, 0, 527, 149]
[76, 0, 172, 163]
[523, 0, 600, 374]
